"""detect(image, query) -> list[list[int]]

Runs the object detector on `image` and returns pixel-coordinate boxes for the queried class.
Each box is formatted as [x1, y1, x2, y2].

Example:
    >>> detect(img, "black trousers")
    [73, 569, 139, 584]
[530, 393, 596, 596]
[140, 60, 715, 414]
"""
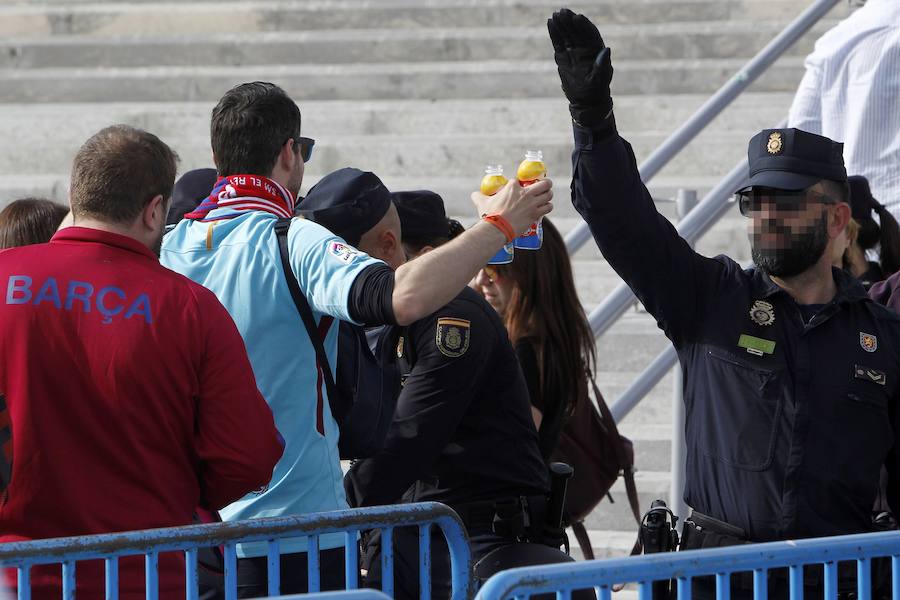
[363, 526, 513, 600]
[233, 547, 348, 599]
[681, 525, 891, 600]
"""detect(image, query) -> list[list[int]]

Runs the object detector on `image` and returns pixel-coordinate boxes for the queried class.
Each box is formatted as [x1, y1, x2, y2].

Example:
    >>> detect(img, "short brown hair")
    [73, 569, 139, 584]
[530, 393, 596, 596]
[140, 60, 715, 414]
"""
[211, 82, 301, 176]
[70, 125, 179, 224]
[0, 198, 68, 249]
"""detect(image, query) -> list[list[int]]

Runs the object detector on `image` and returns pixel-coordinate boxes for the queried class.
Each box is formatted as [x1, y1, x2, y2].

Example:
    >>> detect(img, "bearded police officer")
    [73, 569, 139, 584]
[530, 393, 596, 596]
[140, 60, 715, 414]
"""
[546, 8, 900, 599]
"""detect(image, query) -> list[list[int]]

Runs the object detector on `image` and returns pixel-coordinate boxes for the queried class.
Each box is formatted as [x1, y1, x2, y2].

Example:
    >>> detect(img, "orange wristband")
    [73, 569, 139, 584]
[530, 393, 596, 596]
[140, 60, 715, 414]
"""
[481, 214, 515, 244]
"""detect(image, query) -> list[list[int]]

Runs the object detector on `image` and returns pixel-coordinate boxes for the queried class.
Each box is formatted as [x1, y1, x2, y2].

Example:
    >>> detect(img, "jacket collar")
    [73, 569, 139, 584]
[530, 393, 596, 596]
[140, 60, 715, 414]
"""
[51, 227, 158, 261]
[748, 265, 868, 305]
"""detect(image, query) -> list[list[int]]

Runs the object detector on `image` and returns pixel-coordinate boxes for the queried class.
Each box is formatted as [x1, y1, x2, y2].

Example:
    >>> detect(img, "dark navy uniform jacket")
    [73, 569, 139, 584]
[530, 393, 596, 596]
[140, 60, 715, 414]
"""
[345, 286, 549, 509]
[570, 123, 900, 542]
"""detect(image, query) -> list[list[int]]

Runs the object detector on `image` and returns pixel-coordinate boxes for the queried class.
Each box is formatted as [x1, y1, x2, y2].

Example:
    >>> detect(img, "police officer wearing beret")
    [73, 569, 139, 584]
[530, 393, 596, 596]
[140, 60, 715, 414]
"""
[544, 7, 900, 598]
[344, 190, 566, 600]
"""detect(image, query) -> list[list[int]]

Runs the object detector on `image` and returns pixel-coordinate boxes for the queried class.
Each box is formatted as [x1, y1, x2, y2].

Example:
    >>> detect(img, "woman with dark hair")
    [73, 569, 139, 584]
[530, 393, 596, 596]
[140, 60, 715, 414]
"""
[0, 197, 69, 249]
[846, 175, 900, 286]
[472, 217, 595, 459]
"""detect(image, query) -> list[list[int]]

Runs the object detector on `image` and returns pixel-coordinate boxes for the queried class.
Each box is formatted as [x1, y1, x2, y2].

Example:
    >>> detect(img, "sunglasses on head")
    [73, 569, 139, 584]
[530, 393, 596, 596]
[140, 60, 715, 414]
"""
[735, 189, 815, 217]
[288, 136, 315, 163]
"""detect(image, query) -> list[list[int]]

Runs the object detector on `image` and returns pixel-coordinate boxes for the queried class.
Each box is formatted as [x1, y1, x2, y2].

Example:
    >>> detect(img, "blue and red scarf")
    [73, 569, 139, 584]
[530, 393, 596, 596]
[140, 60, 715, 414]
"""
[184, 174, 296, 221]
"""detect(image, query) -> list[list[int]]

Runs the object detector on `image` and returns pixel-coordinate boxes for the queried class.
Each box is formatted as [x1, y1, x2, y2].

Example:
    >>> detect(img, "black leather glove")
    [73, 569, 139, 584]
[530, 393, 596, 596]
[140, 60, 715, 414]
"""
[548, 8, 614, 129]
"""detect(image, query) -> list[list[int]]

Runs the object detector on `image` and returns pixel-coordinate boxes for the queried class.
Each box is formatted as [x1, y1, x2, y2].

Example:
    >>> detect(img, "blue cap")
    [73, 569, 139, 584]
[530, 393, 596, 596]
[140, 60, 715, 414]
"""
[392, 190, 456, 240]
[167, 168, 217, 225]
[737, 128, 847, 193]
[298, 168, 392, 246]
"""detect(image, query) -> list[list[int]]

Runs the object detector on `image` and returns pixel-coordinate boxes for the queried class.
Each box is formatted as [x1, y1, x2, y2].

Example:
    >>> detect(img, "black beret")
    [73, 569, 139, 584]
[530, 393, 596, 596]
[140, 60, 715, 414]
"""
[167, 168, 217, 226]
[848, 175, 880, 220]
[736, 128, 847, 193]
[392, 190, 452, 241]
[298, 168, 392, 246]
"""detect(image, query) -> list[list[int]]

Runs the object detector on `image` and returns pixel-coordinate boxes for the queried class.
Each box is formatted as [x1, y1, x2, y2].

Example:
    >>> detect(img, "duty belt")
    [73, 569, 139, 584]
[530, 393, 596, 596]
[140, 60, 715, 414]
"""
[453, 495, 548, 541]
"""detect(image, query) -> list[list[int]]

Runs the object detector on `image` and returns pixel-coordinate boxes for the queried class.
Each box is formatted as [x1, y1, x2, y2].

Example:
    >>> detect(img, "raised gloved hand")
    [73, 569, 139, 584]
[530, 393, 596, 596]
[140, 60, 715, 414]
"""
[547, 8, 614, 128]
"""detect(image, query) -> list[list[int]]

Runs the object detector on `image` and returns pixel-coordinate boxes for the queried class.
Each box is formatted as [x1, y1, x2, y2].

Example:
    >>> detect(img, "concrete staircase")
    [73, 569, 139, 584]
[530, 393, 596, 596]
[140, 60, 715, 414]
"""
[0, 0, 849, 561]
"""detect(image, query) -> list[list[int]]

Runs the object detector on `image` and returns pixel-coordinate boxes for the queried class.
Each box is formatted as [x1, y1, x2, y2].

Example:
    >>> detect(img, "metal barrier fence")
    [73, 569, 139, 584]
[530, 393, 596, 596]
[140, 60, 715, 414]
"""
[475, 530, 900, 600]
[270, 591, 393, 600]
[0, 502, 472, 600]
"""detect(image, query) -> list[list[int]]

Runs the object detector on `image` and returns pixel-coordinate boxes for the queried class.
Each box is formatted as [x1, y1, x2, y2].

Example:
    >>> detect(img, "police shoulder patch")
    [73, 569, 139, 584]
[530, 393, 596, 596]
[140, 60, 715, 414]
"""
[435, 317, 471, 358]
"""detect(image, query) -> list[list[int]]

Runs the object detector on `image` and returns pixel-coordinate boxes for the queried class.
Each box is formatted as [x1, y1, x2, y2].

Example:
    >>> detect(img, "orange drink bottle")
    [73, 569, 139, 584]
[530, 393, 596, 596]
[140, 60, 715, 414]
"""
[480, 165, 514, 264]
[515, 150, 546, 250]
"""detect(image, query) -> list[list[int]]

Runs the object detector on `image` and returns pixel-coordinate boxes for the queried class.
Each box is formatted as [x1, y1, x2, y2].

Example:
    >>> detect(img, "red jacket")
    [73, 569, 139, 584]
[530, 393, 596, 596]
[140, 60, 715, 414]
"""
[0, 228, 283, 599]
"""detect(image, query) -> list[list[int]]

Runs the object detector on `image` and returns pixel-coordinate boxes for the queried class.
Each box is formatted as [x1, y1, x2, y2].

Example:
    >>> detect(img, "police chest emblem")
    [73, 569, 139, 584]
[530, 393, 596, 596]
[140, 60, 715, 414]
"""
[860, 332, 878, 353]
[767, 132, 783, 155]
[749, 300, 775, 326]
[435, 317, 470, 358]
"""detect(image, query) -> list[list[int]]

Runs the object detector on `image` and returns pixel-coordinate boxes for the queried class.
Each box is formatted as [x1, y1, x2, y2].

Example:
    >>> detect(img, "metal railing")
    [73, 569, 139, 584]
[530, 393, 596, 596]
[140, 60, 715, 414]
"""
[0, 502, 472, 600]
[475, 529, 900, 600]
[269, 591, 393, 600]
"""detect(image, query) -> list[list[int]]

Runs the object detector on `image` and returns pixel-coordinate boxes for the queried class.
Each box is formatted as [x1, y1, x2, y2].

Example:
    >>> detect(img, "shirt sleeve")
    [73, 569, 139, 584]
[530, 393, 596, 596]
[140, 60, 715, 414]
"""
[570, 123, 733, 347]
[787, 54, 823, 134]
[345, 305, 489, 507]
[287, 218, 386, 323]
[191, 284, 284, 510]
[347, 264, 397, 326]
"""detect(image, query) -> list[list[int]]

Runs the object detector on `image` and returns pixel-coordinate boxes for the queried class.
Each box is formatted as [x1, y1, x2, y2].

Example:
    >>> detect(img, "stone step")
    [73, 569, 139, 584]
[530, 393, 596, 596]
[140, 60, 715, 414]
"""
[0, 94, 795, 139]
[582, 470, 674, 531]
[2, 131, 767, 181]
[568, 529, 641, 561]
[0, 56, 806, 103]
[0, 1, 850, 37]
[0, 21, 833, 69]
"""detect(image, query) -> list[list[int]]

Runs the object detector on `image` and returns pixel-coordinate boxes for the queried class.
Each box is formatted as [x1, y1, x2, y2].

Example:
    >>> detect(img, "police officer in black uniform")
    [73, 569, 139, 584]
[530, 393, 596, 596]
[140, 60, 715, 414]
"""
[545, 8, 900, 599]
[299, 177, 569, 598]
[344, 190, 565, 600]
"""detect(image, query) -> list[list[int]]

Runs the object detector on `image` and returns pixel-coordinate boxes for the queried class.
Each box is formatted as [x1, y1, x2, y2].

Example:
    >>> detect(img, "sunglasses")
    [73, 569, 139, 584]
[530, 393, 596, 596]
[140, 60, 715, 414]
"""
[482, 265, 502, 284]
[736, 189, 814, 217]
[288, 136, 315, 163]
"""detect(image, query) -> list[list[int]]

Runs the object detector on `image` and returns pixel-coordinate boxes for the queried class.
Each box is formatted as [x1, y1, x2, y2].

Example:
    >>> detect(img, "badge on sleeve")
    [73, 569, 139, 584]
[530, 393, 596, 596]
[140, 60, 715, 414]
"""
[435, 317, 471, 358]
[328, 241, 361, 264]
[860, 332, 877, 353]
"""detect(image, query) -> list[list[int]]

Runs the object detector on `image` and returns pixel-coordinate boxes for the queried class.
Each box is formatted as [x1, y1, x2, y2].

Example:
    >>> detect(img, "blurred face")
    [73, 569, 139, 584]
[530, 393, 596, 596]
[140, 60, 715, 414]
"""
[739, 187, 834, 278]
[473, 265, 515, 316]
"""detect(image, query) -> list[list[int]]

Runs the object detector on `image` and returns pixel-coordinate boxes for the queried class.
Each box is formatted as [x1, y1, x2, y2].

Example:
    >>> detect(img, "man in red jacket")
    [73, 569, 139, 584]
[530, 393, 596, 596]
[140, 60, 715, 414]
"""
[0, 125, 283, 599]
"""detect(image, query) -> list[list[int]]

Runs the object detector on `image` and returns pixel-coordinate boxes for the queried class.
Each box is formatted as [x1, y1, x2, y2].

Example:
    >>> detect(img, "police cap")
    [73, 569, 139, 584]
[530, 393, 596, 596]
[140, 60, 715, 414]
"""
[848, 175, 880, 220]
[392, 190, 454, 240]
[737, 128, 847, 193]
[299, 167, 392, 246]
[167, 168, 217, 226]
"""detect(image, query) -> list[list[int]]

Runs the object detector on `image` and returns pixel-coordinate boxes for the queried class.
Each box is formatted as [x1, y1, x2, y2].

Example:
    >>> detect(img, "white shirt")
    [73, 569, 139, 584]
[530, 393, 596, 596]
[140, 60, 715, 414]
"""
[788, 0, 900, 214]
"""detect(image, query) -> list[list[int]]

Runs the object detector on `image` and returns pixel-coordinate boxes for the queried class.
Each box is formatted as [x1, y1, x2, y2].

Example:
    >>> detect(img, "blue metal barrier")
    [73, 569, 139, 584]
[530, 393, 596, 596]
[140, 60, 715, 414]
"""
[475, 530, 900, 600]
[0, 502, 472, 600]
[268, 590, 393, 600]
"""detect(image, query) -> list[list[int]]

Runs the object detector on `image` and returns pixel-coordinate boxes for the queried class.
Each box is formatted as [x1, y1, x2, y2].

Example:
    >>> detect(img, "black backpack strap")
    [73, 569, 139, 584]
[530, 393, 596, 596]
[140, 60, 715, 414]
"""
[571, 521, 594, 560]
[273, 219, 340, 413]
